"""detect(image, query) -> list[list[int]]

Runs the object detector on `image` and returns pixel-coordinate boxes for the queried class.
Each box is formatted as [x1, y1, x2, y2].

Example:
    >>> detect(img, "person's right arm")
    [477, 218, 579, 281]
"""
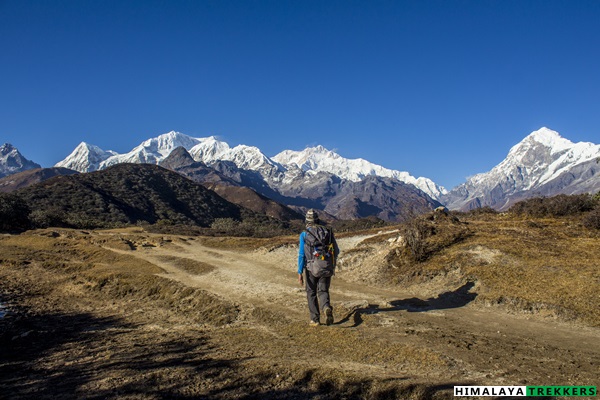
[297, 232, 306, 286]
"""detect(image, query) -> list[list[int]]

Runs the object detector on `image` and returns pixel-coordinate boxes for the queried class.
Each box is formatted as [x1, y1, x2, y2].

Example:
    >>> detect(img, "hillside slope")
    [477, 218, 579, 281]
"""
[16, 163, 245, 228]
[159, 147, 303, 221]
[0, 167, 79, 193]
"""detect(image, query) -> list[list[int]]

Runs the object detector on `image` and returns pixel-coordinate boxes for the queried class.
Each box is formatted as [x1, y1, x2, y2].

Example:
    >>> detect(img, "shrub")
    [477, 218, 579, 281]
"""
[467, 206, 498, 215]
[509, 194, 596, 217]
[0, 193, 31, 232]
[332, 216, 387, 233]
[583, 208, 600, 230]
[402, 218, 433, 262]
[211, 218, 240, 232]
[29, 208, 69, 228]
[207, 215, 298, 238]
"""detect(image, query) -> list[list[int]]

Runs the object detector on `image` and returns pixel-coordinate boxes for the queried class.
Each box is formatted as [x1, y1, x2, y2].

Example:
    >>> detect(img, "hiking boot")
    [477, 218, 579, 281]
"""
[309, 319, 320, 327]
[324, 307, 334, 326]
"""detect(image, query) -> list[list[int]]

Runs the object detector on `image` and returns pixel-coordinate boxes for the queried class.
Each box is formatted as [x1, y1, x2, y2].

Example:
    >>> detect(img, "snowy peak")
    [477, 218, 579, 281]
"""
[0, 143, 41, 178]
[56, 132, 280, 179]
[99, 131, 203, 169]
[502, 127, 598, 174]
[273, 146, 446, 199]
[273, 146, 342, 171]
[55, 132, 203, 172]
[511, 127, 573, 156]
[191, 138, 282, 177]
[228, 144, 280, 171]
[137, 131, 202, 158]
[189, 136, 231, 162]
[55, 142, 116, 172]
[443, 127, 600, 211]
[1, 143, 16, 155]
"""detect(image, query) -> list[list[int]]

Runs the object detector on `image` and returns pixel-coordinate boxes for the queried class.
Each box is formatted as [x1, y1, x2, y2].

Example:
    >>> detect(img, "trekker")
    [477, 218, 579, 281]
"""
[297, 209, 340, 326]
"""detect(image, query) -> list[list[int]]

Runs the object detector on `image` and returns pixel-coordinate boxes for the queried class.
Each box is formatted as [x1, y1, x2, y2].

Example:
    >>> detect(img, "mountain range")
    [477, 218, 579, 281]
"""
[441, 127, 600, 210]
[52, 131, 445, 221]
[55, 132, 446, 199]
[2, 127, 599, 221]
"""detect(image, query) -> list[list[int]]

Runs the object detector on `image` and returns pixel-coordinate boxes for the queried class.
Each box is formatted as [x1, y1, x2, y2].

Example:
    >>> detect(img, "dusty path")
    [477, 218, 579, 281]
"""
[2, 229, 598, 399]
[106, 234, 600, 387]
[110, 234, 408, 320]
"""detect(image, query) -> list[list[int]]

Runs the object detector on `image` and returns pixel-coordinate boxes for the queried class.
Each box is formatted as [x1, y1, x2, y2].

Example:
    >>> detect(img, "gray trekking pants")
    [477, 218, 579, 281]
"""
[305, 270, 331, 323]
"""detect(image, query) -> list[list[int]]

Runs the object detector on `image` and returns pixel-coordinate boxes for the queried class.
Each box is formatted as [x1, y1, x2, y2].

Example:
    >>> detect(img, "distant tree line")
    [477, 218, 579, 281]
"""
[0, 193, 31, 233]
[2, 191, 599, 234]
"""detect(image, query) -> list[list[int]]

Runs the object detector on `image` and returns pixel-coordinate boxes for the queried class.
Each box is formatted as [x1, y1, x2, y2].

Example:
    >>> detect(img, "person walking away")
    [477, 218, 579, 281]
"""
[297, 209, 339, 326]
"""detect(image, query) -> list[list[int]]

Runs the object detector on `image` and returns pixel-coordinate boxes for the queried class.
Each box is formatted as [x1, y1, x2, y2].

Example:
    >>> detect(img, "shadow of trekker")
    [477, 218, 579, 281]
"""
[390, 281, 477, 312]
[337, 282, 477, 327]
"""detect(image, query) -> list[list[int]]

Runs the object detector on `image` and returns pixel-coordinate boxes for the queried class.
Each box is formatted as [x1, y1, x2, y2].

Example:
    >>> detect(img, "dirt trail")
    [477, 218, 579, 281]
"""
[2, 230, 598, 399]
[107, 234, 600, 386]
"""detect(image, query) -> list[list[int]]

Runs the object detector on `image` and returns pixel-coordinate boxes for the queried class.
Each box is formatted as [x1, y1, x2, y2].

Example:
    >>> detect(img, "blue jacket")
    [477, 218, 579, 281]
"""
[297, 231, 308, 274]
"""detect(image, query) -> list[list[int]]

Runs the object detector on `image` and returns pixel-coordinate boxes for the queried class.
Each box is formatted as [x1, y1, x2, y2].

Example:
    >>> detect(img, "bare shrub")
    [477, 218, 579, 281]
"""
[467, 206, 498, 216]
[583, 208, 600, 230]
[402, 218, 432, 262]
[509, 194, 596, 217]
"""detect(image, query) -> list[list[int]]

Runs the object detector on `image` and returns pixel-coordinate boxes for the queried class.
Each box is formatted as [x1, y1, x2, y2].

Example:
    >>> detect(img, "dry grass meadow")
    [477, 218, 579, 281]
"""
[1, 211, 599, 399]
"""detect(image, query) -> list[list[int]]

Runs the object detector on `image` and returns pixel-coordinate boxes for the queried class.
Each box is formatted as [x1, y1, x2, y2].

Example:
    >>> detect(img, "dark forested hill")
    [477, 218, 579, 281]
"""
[16, 163, 248, 229]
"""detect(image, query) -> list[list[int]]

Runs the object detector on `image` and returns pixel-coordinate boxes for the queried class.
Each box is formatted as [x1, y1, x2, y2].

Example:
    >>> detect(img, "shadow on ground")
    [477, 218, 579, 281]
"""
[0, 305, 236, 399]
[0, 303, 490, 399]
[337, 282, 478, 327]
[3, 283, 556, 400]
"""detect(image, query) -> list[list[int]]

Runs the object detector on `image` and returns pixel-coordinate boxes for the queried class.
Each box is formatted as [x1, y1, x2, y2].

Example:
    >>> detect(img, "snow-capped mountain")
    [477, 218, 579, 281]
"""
[56, 132, 202, 172]
[57, 131, 442, 199]
[54, 127, 600, 215]
[188, 136, 231, 161]
[54, 131, 445, 221]
[189, 138, 283, 179]
[57, 132, 280, 176]
[0, 143, 41, 178]
[442, 127, 600, 211]
[273, 145, 446, 199]
[55, 142, 117, 172]
[161, 146, 441, 222]
[100, 131, 203, 169]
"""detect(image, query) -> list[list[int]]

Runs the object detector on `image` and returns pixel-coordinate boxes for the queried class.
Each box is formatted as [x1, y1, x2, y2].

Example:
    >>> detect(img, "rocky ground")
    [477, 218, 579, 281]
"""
[0, 227, 598, 399]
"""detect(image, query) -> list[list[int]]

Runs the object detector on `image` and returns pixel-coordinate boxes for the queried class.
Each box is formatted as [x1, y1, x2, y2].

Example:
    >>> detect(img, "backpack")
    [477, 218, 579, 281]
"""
[304, 225, 336, 278]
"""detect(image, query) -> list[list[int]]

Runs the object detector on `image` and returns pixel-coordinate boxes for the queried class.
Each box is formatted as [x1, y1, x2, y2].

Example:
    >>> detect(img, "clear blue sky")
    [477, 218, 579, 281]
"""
[1, 0, 599, 189]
